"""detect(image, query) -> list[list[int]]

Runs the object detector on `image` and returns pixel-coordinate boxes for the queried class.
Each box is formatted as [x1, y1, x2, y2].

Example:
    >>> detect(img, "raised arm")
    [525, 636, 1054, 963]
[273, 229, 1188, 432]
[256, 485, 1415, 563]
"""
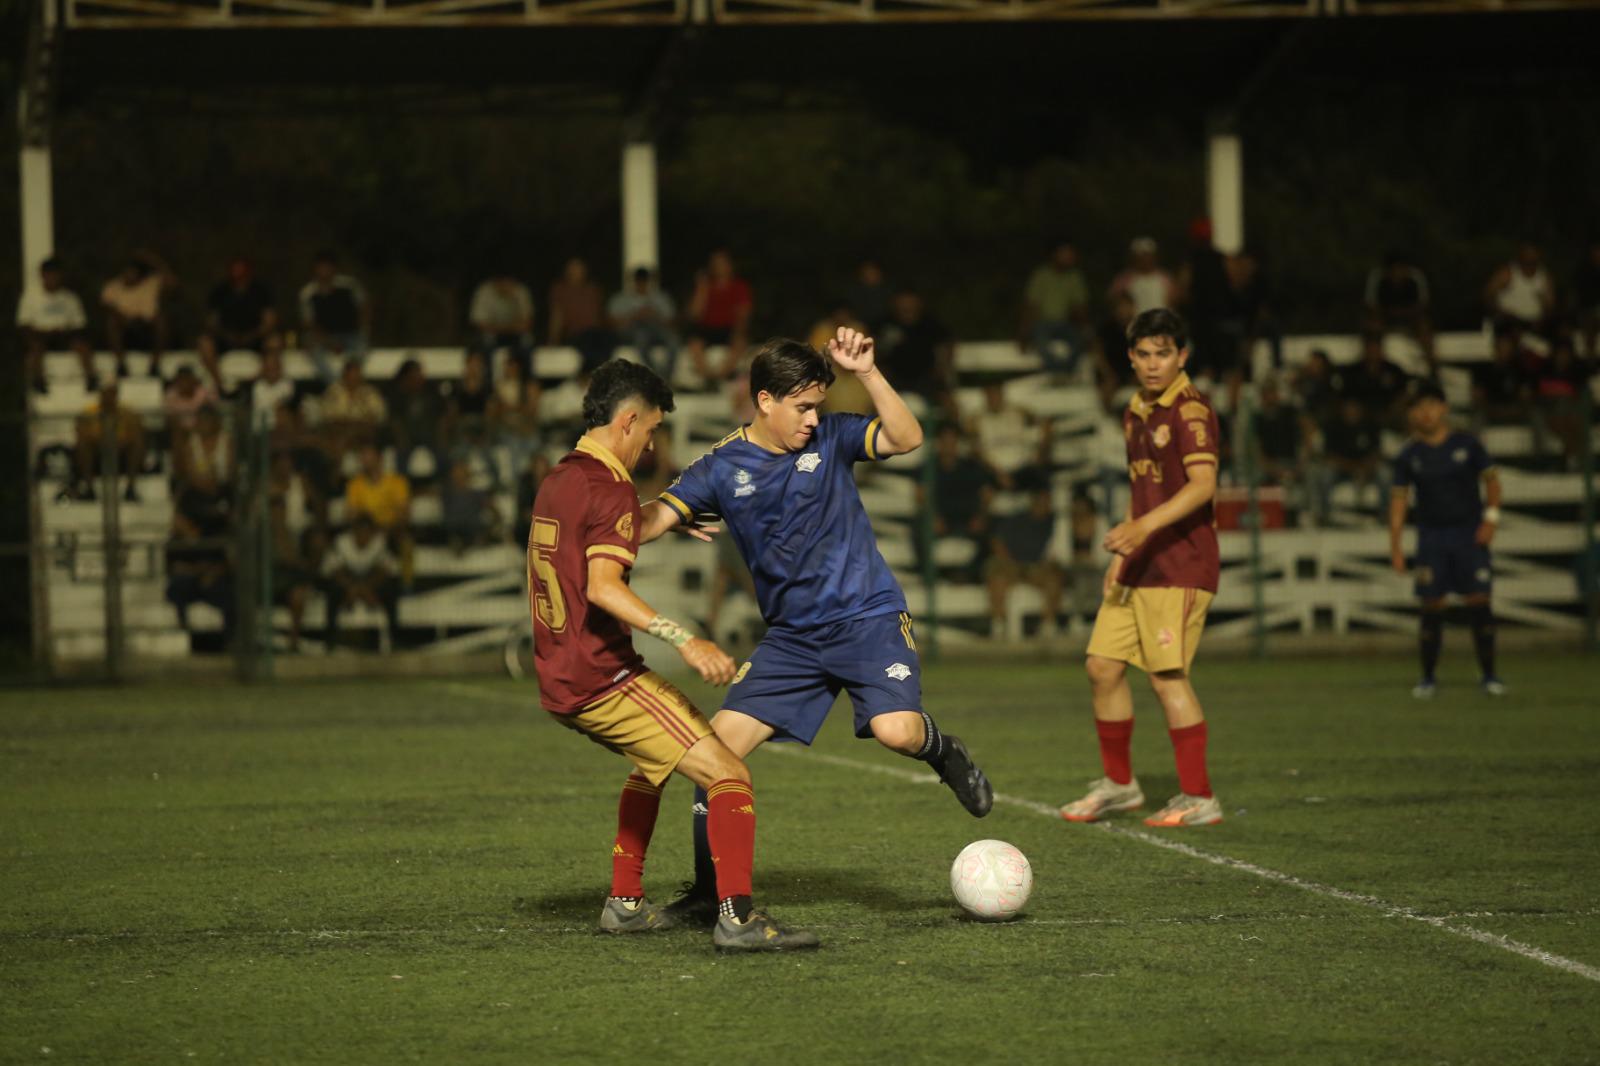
[828, 326, 923, 456]
[586, 556, 735, 684]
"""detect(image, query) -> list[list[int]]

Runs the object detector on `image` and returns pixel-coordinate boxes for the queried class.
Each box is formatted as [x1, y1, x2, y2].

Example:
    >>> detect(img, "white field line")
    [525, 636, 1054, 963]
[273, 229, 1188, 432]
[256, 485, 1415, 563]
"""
[431, 682, 1600, 984]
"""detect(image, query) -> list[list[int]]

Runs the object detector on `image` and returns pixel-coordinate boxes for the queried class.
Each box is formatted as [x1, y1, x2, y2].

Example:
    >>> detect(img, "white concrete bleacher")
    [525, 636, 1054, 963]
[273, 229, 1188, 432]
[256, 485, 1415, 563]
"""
[30, 327, 1598, 659]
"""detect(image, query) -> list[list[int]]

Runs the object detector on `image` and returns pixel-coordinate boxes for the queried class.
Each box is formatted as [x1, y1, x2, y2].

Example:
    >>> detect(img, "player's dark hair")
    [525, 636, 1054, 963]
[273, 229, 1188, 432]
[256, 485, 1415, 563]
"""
[1408, 382, 1446, 407]
[1126, 308, 1189, 351]
[582, 359, 675, 428]
[749, 338, 836, 403]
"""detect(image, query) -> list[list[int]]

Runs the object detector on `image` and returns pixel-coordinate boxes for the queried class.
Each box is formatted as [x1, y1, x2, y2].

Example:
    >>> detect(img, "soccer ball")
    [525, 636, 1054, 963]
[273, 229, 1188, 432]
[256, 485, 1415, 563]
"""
[950, 839, 1032, 921]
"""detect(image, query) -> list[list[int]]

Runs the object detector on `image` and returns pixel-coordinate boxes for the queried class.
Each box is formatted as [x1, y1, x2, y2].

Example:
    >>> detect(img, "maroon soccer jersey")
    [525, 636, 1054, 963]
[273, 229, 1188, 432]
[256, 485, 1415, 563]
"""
[1119, 372, 1221, 593]
[529, 437, 646, 713]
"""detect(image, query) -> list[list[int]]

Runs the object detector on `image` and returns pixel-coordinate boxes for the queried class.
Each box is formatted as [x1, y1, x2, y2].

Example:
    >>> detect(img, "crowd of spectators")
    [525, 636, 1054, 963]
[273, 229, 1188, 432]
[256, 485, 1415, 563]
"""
[16, 229, 1600, 648]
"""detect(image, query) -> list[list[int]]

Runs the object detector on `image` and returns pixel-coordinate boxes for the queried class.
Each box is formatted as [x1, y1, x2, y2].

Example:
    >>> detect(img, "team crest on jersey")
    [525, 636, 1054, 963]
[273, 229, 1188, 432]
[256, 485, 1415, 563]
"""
[1180, 401, 1209, 421]
[1151, 424, 1172, 448]
[614, 513, 634, 540]
[795, 452, 822, 474]
[733, 468, 756, 498]
[1453, 448, 1468, 464]
[885, 663, 912, 681]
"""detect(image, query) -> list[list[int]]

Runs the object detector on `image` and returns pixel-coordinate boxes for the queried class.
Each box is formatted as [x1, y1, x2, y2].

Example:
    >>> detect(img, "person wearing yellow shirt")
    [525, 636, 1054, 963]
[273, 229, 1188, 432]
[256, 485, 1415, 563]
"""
[344, 443, 413, 585]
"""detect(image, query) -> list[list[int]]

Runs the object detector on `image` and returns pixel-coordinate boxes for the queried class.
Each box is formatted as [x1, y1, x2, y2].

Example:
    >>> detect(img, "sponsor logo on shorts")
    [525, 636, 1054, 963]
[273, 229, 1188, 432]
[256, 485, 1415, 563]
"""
[885, 662, 912, 681]
[1157, 628, 1175, 647]
[731, 662, 751, 685]
[613, 668, 632, 683]
[795, 452, 822, 474]
[733, 468, 756, 498]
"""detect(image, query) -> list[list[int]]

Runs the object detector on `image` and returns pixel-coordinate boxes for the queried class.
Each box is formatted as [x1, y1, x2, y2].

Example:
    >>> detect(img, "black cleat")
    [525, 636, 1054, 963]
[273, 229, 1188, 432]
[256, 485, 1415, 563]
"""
[661, 882, 719, 928]
[712, 910, 820, 952]
[938, 735, 993, 818]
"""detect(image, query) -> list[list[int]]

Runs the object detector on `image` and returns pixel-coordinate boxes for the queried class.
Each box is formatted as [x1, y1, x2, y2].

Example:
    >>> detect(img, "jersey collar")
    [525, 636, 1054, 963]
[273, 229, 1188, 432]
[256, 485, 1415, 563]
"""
[1129, 372, 1192, 421]
[575, 435, 633, 484]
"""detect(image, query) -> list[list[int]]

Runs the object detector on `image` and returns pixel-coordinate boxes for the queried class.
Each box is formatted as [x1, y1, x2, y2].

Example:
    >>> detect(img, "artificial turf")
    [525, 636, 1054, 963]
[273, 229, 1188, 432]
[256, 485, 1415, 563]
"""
[3, 651, 1598, 1064]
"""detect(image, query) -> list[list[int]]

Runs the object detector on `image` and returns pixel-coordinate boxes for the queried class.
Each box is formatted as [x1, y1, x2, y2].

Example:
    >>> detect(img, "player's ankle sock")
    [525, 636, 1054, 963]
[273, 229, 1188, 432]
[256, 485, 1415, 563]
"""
[1467, 603, 1497, 679]
[1168, 722, 1212, 798]
[691, 786, 714, 893]
[913, 711, 950, 771]
[718, 895, 754, 923]
[1419, 611, 1444, 683]
[609, 773, 662, 899]
[1094, 717, 1135, 785]
[706, 778, 756, 904]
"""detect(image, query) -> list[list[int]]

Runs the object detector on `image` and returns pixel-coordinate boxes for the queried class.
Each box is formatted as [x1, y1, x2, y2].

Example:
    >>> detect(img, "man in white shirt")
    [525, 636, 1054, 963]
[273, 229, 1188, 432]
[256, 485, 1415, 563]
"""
[468, 273, 535, 379]
[321, 514, 401, 646]
[1484, 242, 1556, 335]
[102, 251, 177, 376]
[17, 257, 96, 393]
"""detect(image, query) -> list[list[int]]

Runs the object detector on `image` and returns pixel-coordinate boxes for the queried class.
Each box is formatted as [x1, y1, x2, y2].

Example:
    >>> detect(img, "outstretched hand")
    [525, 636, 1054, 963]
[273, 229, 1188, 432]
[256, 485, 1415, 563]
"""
[676, 521, 722, 544]
[828, 327, 877, 376]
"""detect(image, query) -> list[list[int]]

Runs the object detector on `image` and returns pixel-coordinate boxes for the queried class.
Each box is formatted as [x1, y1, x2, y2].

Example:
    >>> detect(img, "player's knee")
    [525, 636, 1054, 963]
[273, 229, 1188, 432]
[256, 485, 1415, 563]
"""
[1148, 668, 1189, 690]
[870, 712, 922, 754]
[1085, 655, 1125, 688]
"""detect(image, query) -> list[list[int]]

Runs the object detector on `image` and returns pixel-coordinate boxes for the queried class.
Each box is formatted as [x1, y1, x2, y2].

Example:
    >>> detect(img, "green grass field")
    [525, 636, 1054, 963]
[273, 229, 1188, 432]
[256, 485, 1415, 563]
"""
[4, 651, 1599, 1064]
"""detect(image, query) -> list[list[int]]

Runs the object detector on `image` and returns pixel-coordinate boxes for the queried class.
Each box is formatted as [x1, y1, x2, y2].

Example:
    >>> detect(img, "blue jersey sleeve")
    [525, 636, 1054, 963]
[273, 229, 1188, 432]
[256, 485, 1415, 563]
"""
[1391, 444, 1415, 491]
[825, 412, 887, 464]
[1467, 434, 1493, 475]
[659, 455, 720, 522]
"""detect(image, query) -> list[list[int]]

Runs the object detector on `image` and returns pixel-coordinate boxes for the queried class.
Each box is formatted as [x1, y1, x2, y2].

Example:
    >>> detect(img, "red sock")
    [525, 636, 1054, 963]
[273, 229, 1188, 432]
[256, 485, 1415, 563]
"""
[609, 773, 662, 898]
[1169, 722, 1212, 798]
[1095, 718, 1135, 785]
[706, 778, 756, 901]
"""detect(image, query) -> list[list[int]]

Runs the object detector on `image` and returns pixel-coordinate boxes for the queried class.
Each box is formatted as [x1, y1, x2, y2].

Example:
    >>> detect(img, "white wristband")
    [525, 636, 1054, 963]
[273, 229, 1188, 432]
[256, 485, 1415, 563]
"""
[1483, 506, 1501, 524]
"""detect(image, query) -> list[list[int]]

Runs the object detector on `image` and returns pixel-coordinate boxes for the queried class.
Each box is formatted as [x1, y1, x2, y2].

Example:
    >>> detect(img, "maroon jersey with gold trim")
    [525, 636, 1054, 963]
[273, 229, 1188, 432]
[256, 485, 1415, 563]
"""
[529, 437, 646, 713]
[1120, 372, 1220, 593]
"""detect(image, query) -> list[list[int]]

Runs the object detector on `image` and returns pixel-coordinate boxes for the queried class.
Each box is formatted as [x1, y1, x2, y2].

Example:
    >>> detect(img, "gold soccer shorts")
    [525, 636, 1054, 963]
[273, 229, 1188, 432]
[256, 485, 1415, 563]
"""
[1086, 586, 1214, 675]
[551, 671, 715, 786]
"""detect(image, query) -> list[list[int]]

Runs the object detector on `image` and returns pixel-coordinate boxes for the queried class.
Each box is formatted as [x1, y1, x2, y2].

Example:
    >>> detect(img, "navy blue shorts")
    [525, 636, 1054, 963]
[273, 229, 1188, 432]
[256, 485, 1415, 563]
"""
[1414, 525, 1492, 600]
[720, 611, 922, 745]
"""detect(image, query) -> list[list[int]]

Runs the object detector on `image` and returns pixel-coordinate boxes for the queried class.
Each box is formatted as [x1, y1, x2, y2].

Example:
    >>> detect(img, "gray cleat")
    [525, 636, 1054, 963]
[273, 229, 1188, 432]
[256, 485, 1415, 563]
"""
[712, 911, 820, 952]
[599, 897, 676, 934]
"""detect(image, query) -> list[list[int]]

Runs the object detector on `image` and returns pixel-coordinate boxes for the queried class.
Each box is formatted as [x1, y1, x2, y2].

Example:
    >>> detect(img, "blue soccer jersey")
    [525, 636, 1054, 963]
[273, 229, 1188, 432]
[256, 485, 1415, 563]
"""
[659, 413, 908, 631]
[1392, 431, 1493, 530]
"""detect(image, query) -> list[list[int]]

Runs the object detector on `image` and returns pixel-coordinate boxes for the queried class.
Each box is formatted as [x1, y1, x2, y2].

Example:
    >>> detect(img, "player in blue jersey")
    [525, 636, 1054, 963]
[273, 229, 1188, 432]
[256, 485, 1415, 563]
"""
[1388, 384, 1505, 698]
[641, 328, 994, 920]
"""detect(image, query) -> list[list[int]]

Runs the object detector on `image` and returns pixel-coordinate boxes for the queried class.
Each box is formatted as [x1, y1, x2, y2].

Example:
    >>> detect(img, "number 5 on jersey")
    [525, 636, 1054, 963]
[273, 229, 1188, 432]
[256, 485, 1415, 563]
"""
[529, 517, 567, 633]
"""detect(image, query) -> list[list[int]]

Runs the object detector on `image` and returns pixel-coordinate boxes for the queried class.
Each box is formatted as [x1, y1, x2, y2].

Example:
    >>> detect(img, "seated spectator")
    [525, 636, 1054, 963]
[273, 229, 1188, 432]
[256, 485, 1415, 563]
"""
[877, 290, 955, 415]
[388, 357, 445, 485]
[969, 381, 1050, 490]
[846, 260, 892, 335]
[101, 250, 176, 377]
[248, 338, 299, 432]
[175, 405, 235, 505]
[1471, 324, 1533, 429]
[917, 423, 995, 578]
[163, 366, 220, 456]
[468, 271, 535, 379]
[1108, 237, 1177, 315]
[490, 355, 543, 477]
[321, 514, 401, 646]
[1530, 337, 1593, 470]
[812, 311, 873, 415]
[1253, 377, 1306, 491]
[17, 256, 95, 393]
[71, 380, 146, 502]
[1576, 236, 1600, 359]
[1315, 396, 1385, 519]
[1092, 291, 1138, 413]
[1484, 241, 1556, 336]
[166, 488, 235, 649]
[441, 458, 499, 553]
[609, 266, 679, 383]
[986, 481, 1063, 641]
[1333, 333, 1411, 428]
[298, 251, 370, 383]
[1364, 251, 1435, 371]
[1292, 348, 1337, 428]
[548, 257, 613, 377]
[512, 451, 551, 551]
[445, 349, 494, 446]
[685, 249, 753, 387]
[321, 359, 387, 462]
[267, 448, 326, 651]
[198, 258, 277, 388]
[1020, 240, 1091, 374]
[344, 442, 411, 547]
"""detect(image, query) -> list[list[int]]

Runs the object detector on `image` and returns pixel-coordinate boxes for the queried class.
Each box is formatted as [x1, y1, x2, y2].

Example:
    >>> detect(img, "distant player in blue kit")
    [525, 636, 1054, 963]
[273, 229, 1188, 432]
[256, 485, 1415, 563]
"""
[641, 328, 994, 921]
[1388, 384, 1505, 698]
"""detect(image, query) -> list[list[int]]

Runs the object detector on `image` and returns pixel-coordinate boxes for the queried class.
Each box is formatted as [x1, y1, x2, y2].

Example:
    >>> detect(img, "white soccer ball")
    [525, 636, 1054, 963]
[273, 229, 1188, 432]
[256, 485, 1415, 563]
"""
[950, 839, 1032, 921]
